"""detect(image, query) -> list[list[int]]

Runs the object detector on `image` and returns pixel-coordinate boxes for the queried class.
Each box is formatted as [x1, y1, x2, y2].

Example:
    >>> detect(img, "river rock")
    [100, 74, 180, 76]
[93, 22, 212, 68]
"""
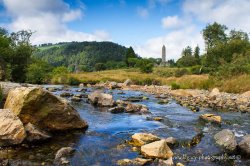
[88, 91, 115, 107]
[141, 139, 173, 159]
[158, 158, 174, 166]
[71, 96, 82, 102]
[108, 106, 125, 113]
[125, 103, 149, 114]
[117, 158, 152, 166]
[125, 96, 143, 102]
[0, 82, 36, 100]
[55, 147, 75, 165]
[169, 89, 201, 98]
[123, 79, 132, 86]
[199, 114, 221, 124]
[176, 163, 185, 166]
[240, 91, 250, 98]
[109, 82, 120, 89]
[131, 133, 160, 146]
[165, 137, 176, 145]
[60, 92, 73, 97]
[238, 134, 250, 157]
[0, 109, 26, 146]
[24, 123, 51, 142]
[214, 129, 237, 152]
[209, 88, 220, 99]
[4, 87, 88, 131]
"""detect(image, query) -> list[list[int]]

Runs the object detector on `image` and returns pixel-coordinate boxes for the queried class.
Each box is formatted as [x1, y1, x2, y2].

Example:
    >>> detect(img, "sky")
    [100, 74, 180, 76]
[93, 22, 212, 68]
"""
[0, 0, 250, 60]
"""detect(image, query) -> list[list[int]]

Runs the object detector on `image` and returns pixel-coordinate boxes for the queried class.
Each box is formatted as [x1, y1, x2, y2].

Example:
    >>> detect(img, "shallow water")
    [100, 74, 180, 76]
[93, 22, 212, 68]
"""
[2, 86, 250, 166]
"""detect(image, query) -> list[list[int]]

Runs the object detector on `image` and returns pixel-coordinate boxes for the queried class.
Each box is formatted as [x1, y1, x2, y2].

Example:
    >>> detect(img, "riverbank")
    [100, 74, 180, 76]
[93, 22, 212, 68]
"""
[91, 80, 250, 113]
[66, 68, 250, 93]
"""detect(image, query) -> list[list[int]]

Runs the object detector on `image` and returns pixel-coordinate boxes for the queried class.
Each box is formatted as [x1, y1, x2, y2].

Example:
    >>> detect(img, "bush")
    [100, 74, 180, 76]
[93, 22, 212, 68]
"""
[190, 65, 202, 74]
[171, 82, 181, 90]
[175, 68, 189, 77]
[26, 60, 53, 84]
[0, 86, 2, 104]
[67, 76, 81, 85]
[140, 63, 154, 73]
[95, 63, 106, 71]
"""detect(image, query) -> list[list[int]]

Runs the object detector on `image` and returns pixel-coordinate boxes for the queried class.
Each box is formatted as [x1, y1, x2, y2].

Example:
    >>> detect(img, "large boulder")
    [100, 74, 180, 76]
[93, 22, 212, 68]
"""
[214, 129, 237, 152]
[88, 91, 115, 107]
[239, 134, 250, 157]
[0, 82, 21, 100]
[24, 123, 51, 142]
[199, 114, 221, 124]
[131, 133, 160, 146]
[4, 87, 88, 131]
[0, 109, 26, 146]
[141, 140, 173, 159]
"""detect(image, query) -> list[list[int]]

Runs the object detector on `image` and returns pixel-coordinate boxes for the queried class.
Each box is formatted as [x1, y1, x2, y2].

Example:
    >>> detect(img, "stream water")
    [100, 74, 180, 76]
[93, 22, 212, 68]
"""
[2, 86, 250, 166]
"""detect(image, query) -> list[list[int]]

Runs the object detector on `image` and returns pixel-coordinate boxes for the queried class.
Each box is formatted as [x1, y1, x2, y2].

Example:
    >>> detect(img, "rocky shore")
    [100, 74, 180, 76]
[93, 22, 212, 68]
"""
[92, 80, 250, 113]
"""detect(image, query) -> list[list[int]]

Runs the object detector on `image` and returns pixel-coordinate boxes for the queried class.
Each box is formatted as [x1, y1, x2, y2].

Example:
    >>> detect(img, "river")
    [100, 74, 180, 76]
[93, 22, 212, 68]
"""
[2, 85, 250, 166]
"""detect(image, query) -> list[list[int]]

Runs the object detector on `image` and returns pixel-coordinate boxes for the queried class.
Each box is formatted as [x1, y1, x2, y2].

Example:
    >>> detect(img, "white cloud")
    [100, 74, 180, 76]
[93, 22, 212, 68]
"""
[183, 0, 250, 32]
[137, 7, 149, 18]
[136, 0, 250, 59]
[62, 9, 82, 22]
[161, 15, 184, 29]
[135, 26, 204, 60]
[2, 0, 110, 44]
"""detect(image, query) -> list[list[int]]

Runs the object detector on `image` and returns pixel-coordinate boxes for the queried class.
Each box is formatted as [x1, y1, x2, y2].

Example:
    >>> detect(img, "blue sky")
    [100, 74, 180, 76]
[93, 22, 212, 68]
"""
[1, 0, 250, 60]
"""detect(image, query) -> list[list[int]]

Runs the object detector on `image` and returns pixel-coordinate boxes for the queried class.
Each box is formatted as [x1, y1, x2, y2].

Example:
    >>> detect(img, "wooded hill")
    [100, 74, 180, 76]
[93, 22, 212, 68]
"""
[33, 41, 128, 72]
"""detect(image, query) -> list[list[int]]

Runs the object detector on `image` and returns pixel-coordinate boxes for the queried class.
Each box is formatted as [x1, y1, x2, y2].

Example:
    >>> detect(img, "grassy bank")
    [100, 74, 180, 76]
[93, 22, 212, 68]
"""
[62, 68, 250, 93]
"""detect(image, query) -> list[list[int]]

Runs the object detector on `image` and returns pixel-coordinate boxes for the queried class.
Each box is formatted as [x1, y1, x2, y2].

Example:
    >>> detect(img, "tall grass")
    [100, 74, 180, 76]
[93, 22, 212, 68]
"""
[65, 68, 249, 93]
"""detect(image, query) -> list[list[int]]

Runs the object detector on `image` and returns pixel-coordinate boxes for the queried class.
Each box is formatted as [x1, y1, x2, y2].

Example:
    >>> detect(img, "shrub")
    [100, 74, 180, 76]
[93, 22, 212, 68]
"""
[95, 63, 106, 71]
[140, 63, 154, 73]
[190, 65, 202, 74]
[175, 68, 189, 77]
[67, 76, 81, 85]
[171, 82, 181, 90]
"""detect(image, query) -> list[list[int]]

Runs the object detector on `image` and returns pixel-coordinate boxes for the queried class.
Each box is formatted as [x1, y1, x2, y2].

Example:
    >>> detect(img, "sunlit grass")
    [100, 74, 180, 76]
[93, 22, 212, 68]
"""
[68, 68, 250, 93]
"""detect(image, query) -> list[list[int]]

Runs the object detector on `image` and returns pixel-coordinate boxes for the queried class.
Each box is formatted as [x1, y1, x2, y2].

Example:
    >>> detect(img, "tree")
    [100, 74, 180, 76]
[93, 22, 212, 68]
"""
[202, 22, 228, 50]
[125, 46, 137, 66]
[193, 45, 200, 64]
[176, 55, 197, 67]
[136, 59, 154, 73]
[229, 30, 249, 41]
[26, 60, 53, 84]
[181, 46, 192, 56]
[167, 59, 176, 67]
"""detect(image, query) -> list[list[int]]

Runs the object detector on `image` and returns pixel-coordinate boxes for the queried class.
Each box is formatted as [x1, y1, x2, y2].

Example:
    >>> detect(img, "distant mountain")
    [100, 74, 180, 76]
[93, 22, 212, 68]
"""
[33, 41, 128, 71]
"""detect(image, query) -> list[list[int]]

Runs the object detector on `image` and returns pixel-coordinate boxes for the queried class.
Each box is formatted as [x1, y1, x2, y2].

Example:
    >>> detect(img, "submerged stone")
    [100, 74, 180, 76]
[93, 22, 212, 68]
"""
[214, 129, 237, 152]
[199, 114, 221, 124]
